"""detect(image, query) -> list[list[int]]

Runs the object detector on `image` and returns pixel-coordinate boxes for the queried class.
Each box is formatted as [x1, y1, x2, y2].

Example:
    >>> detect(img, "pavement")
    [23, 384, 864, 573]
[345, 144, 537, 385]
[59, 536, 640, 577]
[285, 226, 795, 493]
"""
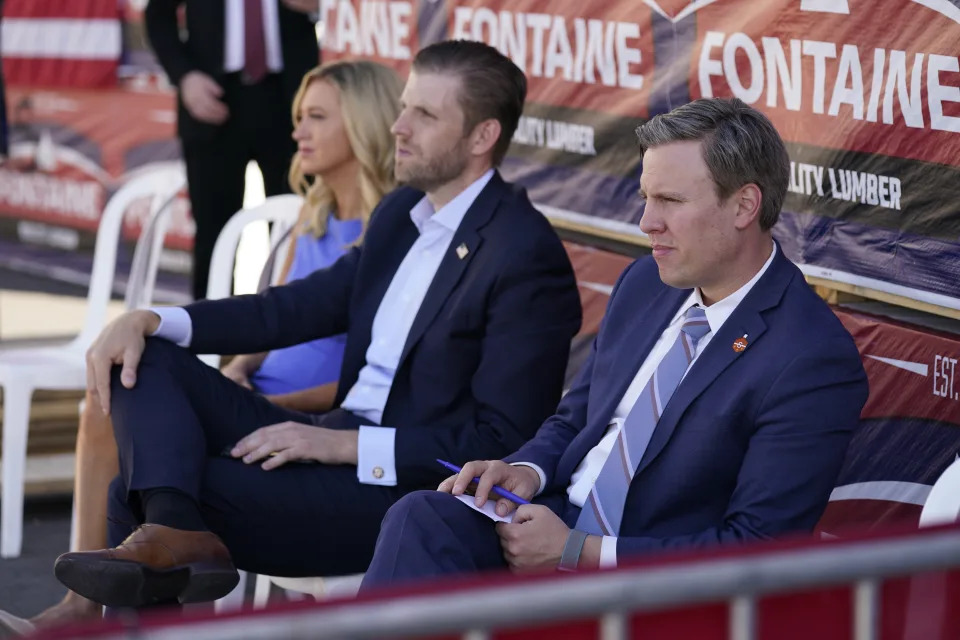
[0, 497, 72, 619]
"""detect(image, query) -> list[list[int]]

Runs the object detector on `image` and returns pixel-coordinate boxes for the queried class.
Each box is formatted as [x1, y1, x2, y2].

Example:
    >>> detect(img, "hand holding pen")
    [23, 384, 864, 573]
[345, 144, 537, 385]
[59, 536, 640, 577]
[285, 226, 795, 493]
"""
[436, 459, 540, 517]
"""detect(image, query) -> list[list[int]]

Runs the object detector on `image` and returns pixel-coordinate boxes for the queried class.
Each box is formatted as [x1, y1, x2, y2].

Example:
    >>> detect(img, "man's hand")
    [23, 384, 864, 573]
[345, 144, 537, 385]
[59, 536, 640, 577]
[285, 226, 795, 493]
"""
[86, 310, 160, 415]
[180, 71, 229, 124]
[496, 505, 569, 573]
[281, 0, 319, 13]
[437, 460, 540, 517]
[231, 423, 359, 470]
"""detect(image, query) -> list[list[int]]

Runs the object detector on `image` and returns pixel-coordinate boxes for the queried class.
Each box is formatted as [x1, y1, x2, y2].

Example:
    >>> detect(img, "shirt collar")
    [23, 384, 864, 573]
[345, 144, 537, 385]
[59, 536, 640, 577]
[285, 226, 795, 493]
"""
[408, 169, 496, 234]
[671, 241, 778, 335]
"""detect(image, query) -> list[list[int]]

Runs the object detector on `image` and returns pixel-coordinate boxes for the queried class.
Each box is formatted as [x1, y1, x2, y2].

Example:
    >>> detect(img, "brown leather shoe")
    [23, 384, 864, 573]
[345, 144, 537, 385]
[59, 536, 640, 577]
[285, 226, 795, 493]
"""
[54, 524, 239, 608]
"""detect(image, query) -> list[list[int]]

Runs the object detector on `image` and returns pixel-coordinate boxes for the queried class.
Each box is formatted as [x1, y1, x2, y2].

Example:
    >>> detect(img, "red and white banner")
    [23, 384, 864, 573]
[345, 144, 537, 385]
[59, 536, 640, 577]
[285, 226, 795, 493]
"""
[1, 0, 122, 88]
[321, 0, 960, 309]
[0, 86, 190, 248]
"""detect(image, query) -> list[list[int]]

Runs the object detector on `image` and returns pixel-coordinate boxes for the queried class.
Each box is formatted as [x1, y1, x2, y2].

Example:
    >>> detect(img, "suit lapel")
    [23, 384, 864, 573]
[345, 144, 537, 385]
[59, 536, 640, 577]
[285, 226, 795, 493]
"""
[591, 286, 688, 430]
[555, 281, 688, 484]
[352, 202, 422, 351]
[634, 246, 794, 477]
[396, 174, 504, 367]
[367, 220, 420, 313]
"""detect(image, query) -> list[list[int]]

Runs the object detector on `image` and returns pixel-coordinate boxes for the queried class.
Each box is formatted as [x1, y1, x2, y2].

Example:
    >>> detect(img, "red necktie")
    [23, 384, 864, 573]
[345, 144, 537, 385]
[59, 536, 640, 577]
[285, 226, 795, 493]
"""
[244, 0, 268, 83]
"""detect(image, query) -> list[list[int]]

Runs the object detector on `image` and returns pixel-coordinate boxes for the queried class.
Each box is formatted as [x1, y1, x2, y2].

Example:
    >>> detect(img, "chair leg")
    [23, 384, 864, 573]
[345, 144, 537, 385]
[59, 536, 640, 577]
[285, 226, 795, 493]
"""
[214, 569, 248, 613]
[284, 589, 307, 602]
[324, 574, 365, 598]
[1, 383, 34, 558]
[68, 399, 84, 553]
[253, 574, 273, 609]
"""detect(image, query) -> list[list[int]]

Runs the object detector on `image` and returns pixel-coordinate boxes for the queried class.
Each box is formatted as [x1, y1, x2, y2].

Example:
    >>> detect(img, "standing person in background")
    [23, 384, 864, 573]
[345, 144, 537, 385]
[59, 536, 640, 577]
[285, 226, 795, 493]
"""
[144, 0, 320, 301]
[0, 60, 401, 632]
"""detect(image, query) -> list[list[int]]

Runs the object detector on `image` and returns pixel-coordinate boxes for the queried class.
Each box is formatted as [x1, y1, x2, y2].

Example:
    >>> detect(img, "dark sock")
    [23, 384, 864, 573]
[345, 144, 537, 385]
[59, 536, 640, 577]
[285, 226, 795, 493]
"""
[139, 488, 208, 532]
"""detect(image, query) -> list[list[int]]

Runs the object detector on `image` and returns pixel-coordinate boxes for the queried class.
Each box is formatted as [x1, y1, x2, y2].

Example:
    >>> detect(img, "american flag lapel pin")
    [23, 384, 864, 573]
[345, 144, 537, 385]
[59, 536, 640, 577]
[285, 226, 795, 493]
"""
[456, 242, 469, 260]
[732, 334, 749, 353]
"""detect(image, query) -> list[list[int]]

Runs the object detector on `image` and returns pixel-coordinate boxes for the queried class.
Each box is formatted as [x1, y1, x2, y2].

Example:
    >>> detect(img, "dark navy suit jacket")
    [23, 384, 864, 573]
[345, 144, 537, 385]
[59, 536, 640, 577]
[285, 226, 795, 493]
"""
[506, 246, 868, 558]
[184, 173, 583, 488]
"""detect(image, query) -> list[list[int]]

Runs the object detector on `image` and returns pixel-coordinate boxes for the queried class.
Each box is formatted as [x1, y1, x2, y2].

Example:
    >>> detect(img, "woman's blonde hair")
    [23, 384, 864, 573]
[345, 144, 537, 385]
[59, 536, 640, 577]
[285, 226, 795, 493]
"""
[288, 60, 402, 241]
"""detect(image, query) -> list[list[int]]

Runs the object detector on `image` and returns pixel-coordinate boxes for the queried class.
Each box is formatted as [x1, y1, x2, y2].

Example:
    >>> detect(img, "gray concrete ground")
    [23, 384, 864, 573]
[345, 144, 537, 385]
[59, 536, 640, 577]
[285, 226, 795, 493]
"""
[0, 496, 71, 619]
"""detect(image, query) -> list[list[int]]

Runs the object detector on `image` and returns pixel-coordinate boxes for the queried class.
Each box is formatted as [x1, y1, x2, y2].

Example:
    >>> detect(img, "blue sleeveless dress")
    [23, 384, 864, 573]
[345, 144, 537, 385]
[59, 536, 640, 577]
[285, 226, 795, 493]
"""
[249, 213, 362, 395]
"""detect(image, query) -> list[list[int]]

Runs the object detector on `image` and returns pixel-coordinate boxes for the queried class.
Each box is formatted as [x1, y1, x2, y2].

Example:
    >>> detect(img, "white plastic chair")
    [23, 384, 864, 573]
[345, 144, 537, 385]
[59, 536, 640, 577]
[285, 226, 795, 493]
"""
[919, 458, 960, 527]
[901, 458, 960, 638]
[200, 195, 303, 613]
[198, 194, 302, 370]
[252, 573, 365, 609]
[0, 163, 186, 558]
[66, 171, 187, 554]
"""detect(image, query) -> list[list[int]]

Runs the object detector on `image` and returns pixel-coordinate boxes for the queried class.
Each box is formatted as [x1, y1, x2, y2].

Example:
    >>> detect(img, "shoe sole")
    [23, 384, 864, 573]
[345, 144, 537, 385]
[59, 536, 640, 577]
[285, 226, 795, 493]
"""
[54, 556, 239, 608]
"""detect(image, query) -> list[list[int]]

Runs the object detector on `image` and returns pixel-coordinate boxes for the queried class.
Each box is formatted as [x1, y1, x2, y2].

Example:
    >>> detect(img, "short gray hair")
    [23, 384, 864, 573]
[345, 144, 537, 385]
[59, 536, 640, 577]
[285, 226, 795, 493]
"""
[634, 98, 789, 230]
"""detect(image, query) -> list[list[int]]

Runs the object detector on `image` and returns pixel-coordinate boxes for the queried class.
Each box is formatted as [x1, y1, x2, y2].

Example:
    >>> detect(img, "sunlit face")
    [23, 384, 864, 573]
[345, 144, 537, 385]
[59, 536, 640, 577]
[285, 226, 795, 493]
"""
[291, 79, 355, 178]
[638, 140, 742, 301]
[390, 71, 471, 192]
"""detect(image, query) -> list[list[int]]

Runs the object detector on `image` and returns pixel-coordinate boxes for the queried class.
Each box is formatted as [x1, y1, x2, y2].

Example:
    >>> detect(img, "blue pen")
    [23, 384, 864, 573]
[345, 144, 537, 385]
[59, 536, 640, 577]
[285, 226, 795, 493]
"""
[436, 459, 530, 505]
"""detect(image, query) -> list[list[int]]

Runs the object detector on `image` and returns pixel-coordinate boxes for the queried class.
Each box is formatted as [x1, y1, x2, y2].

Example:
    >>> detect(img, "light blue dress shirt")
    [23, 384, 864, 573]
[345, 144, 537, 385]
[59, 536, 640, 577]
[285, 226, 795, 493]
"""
[151, 170, 495, 486]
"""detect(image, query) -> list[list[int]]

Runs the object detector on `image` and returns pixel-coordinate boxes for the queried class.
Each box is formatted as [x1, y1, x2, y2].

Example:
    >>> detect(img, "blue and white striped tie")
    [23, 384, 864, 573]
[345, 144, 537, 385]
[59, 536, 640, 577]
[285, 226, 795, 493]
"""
[575, 306, 710, 536]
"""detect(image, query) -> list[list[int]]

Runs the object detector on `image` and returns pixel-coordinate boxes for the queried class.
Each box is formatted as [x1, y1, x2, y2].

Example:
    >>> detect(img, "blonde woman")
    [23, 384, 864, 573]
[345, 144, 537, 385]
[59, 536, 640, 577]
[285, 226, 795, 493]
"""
[220, 60, 402, 409]
[24, 60, 402, 628]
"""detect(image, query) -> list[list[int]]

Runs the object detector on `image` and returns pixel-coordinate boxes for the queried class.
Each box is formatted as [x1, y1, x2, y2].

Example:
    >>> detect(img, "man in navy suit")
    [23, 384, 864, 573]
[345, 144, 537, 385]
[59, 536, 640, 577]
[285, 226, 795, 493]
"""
[361, 98, 869, 586]
[52, 41, 581, 608]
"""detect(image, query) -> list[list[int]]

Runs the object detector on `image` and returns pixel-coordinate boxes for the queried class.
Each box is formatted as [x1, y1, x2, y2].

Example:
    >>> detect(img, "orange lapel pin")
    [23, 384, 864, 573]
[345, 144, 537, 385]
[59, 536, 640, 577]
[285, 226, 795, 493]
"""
[732, 334, 749, 353]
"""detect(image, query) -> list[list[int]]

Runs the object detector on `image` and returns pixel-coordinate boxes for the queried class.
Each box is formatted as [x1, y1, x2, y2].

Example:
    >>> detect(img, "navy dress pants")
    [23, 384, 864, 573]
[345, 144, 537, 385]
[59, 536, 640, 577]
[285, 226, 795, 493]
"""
[107, 338, 401, 578]
[361, 490, 580, 589]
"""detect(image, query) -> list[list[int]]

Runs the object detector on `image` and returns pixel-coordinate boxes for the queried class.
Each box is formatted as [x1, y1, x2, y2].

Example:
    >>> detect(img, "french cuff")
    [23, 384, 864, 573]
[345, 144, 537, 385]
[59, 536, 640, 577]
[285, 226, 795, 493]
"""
[599, 536, 618, 569]
[510, 462, 545, 496]
[149, 307, 192, 347]
[357, 426, 397, 486]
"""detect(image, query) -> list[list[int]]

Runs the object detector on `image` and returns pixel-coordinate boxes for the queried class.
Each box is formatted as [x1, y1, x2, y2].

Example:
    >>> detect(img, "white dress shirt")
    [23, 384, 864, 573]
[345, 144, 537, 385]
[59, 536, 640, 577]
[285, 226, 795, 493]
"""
[518, 243, 777, 568]
[344, 170, 494, 485]
[223, 0, 284, 74]
[150, 170, 495, 486]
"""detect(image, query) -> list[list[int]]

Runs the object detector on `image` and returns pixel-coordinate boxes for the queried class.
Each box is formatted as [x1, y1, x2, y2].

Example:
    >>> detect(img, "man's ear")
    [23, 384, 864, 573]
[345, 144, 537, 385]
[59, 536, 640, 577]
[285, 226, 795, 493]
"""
[469, 119, 502, 158]
[733, 183, 763, 230]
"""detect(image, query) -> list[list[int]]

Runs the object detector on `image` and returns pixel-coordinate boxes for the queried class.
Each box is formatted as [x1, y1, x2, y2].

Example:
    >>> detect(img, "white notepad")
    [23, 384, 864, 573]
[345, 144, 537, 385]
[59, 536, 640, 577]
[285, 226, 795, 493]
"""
[453, 494, 515, 523]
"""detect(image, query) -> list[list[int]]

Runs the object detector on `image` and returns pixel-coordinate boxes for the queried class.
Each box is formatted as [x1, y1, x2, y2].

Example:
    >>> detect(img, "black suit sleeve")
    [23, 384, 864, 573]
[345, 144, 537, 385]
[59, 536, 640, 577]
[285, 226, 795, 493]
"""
[185, 246, 360, 355]
[392, 232, 582, 487]
[144, 0, 195, 87]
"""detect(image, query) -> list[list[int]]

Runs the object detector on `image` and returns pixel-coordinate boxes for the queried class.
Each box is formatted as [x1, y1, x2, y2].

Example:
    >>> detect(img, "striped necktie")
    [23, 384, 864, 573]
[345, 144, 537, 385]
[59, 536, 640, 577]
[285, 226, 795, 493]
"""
[575, 305, 711, 536]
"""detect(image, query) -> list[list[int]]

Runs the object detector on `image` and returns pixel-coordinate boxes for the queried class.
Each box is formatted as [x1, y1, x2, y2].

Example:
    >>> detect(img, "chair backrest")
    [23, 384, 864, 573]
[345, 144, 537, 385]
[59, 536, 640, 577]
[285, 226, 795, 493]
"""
[124, 188, 182, 311]
[198, 194, 304, 368]
[72, 162, 187, 350]
[205, 194, 304, 301]
[919, 458, 960, 527]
